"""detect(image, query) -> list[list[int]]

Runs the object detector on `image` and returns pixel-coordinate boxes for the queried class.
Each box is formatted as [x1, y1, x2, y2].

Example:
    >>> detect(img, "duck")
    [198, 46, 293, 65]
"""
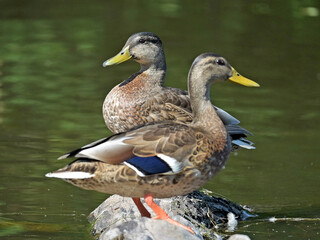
[46, 53, 260, 234]
[102, 32, 258, 150]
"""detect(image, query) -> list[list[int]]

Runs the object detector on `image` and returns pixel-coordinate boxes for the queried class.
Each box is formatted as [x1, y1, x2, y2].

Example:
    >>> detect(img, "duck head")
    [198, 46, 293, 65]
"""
[189, 53, 260, 90]
[103, 32, 165, 69]
[188, 53, 260, 124]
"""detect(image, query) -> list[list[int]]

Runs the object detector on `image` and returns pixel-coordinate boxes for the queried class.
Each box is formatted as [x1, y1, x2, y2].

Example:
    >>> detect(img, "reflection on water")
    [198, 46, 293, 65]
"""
[0, 0, 319, 239]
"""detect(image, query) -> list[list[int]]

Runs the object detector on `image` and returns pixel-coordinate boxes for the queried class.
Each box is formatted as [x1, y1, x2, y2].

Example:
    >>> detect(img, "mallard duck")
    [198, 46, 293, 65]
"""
[46, 53, 259, 233]
[102, 32, 258, 150]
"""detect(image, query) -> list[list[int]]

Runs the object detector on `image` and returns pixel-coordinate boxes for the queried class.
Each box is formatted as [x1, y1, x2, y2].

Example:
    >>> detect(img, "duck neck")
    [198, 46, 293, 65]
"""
[188, 73, 224, 132]
[139, 52, 167, 86]
[120, 60, 166, 89]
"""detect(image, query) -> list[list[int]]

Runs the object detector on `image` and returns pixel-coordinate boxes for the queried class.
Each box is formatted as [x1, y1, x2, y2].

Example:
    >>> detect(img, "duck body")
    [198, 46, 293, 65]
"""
[57, 121, 231, 198]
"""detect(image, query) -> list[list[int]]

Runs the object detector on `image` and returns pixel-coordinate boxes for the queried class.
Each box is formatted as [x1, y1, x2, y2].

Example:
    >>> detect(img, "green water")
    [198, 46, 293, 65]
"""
[0, 0, 319, 239]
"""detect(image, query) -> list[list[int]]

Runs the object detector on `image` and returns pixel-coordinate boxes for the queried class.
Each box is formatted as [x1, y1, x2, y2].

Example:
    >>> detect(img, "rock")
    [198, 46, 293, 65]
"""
[100, 217, 202, 240]
[88, 190, 254, 240]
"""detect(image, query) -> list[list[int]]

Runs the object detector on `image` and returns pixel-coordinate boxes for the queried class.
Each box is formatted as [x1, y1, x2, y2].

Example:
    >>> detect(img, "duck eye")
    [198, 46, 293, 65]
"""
[139, 39, 146, 44]
[216, 59, 225, 66]
[150, 39, 158, 44]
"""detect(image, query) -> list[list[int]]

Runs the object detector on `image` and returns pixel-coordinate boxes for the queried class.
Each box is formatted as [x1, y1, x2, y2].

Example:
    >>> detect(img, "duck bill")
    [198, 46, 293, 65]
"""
[228, 67, 260, 87]
[102, 46, 132, 67]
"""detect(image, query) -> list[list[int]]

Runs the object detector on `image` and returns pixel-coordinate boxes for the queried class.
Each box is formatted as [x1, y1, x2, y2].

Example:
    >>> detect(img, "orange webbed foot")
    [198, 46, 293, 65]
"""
[144, 194, 195, 234]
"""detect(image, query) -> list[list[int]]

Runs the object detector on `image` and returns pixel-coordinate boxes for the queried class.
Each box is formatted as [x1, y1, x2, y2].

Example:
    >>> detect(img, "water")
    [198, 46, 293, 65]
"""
[0, 0, 319, 239]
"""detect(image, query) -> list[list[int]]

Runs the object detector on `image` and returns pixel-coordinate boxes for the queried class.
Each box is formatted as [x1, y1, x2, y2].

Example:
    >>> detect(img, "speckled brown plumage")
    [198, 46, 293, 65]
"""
[57, 142, 229, 198]
[103, 74, 192, 133]
[57, 126, 230, 198]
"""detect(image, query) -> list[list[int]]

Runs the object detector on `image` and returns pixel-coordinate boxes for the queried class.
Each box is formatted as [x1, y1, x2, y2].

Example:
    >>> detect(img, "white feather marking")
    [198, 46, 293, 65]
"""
[123, 162, 146, 177]
[157, 154, 182, 173]
[45, 172, 94, 179]
[232, 139, 256, 149]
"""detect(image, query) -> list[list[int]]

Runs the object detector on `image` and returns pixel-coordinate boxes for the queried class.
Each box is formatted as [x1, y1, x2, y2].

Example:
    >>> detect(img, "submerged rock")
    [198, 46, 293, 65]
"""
[88, 190, 254, 240]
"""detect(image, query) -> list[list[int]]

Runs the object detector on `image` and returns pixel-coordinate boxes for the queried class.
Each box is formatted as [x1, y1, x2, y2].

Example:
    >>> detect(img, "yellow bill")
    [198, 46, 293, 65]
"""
[228, 67, 260, 87]
[102, 46, 132, 67]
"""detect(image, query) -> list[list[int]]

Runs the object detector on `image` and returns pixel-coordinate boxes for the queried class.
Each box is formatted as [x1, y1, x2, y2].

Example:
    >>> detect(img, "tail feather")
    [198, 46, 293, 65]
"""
[214, 107, 255, 150]
[225, 125, 255, 150]
[225, 124, 253, 136]
[215, 107, 240, 125]
[232, 138, 255, 150]
[46, 158, 98, 179]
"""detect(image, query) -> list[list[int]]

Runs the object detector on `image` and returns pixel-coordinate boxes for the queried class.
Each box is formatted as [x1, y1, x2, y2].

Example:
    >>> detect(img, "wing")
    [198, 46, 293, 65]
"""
[124, 123, 197, 176]
[58, 134, 135, 164]
[124, 154, 183, 177]
[124, 122, 196, 157]
[155, 87, 240, 125]
[141, 88, 193, 124]
[143, 87, 241, 128]
[58, 122, 197, 177]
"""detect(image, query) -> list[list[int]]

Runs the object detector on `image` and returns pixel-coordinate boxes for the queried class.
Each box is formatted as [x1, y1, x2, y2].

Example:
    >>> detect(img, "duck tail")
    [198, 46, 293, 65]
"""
[45, 158, 98, 179]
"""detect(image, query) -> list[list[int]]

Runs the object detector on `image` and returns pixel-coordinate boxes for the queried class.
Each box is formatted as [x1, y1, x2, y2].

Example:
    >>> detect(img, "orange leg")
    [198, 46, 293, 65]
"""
[144, 194, 195, 234]
[132, 197, 151, 218]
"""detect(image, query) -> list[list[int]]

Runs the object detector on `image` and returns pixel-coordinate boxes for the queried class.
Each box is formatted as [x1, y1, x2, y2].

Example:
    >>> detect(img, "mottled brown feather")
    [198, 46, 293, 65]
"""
[123, 123, 196, 159]
[103, 79, 194, 133]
